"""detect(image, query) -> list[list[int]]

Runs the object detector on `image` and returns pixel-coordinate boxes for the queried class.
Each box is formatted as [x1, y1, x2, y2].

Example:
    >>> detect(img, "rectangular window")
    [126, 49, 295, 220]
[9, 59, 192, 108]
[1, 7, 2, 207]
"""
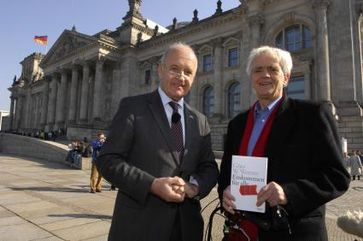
[144, 69, 151, 85]
[287, 76, 305, 99]
[285, 25, 301, 52]
[203, 54, 212, 72]
[228, 48, 238, 67]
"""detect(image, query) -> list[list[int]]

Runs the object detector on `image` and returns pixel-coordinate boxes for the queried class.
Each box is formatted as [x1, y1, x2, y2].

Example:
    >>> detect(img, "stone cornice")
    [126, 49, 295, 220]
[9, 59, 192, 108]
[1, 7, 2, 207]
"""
[261, 0, 284, 7]
[138, 12, 242, 50]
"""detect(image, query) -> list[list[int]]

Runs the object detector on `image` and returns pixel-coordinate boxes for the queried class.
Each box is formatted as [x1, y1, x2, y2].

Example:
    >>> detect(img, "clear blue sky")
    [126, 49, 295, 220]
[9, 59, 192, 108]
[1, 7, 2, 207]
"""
[0, 0, 240, 111]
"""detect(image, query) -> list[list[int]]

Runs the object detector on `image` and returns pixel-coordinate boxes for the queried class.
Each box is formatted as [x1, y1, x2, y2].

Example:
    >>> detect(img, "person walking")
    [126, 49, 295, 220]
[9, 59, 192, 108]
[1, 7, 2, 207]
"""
[348, 150, 362, 181]
[90, 133, 106, 193]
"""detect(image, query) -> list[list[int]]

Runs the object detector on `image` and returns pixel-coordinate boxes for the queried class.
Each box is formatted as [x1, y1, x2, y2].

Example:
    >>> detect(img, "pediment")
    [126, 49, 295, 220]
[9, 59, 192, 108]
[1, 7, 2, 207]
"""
[41, 30, 97, 67]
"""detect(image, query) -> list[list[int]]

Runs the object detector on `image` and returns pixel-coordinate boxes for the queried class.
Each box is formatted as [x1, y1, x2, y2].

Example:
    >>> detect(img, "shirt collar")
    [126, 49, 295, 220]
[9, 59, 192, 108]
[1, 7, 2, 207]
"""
[255, 97, 282, 114]
[158, 87, 184, 109]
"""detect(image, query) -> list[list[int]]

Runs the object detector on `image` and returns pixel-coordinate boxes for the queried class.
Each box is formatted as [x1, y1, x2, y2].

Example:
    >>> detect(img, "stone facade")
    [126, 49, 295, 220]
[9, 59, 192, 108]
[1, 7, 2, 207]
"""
[0, 110, 9, 131]
[8, 0, 363, 151]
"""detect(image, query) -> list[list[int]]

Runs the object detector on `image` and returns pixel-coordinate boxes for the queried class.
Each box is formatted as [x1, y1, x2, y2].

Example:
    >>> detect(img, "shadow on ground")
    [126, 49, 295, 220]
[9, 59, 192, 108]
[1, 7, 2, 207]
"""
[48, 213, 112, 220]
[10, 186, 90, 193]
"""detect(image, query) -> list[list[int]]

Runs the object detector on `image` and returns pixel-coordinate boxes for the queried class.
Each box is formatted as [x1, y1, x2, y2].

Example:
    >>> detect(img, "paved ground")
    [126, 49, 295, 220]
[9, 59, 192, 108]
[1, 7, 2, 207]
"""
[0, 154, 362, 241]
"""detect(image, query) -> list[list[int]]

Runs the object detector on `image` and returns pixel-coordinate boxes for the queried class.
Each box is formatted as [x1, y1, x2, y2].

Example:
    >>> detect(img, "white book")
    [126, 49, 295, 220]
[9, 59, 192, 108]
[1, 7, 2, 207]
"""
[230, 155, 268, 213]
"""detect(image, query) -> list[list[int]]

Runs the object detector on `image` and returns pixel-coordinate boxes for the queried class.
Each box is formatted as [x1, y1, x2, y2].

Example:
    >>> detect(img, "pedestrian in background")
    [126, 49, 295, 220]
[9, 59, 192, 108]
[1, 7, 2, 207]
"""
[348, 150, 362, 181]
[90, 133, 106, 193]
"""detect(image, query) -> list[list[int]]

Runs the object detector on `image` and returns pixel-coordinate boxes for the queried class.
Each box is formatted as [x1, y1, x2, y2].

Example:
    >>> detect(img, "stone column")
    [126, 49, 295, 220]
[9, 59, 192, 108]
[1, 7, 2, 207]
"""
[246, 14, 264, 104]
[33, 96, 38, 128]
[212, 38, 223, 119]
[55, 70, 68, 125]
[47, 74, 57, 125]
[80, 63, 90, 120]
[92, 58, 105, 120]
[40, 80, 49, 126]
[24, 89, 32, 130]
[248, 14, 264, 48]
[14, 97, 22, 130]
[150, 57, 159, 91]
[68, 66, 79, 122]
[9, 97, 15, 130]
[111, 61, 122, 116]
[314, 0, 331, 102]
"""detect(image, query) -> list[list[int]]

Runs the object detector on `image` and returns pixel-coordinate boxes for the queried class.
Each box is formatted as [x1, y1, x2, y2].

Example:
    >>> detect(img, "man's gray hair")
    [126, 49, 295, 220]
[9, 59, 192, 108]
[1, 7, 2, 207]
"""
[160, 42, 197, 65]
[246, 46, 293, 77]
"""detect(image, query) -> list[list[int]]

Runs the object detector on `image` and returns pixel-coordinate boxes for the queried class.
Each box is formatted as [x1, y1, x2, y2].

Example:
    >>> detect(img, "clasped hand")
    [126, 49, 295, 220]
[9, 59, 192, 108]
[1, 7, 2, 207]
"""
[151, 176, 199, 202]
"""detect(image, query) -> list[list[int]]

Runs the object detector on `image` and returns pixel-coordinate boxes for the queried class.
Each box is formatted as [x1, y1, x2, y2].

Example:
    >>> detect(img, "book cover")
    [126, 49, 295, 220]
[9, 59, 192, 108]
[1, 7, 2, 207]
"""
[230, 155, 268, 213]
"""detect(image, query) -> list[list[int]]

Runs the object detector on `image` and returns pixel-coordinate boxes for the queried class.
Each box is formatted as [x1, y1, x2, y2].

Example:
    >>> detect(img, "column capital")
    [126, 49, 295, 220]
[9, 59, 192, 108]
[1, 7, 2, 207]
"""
[72, 58, 84, 66]
[211, 37, 223, 48]
[72, 65, 80, 72]
[97, 55, 107, 65]
[312, 0, 330, 10]
[56, 66, 70, 74]
[247, 14, 265, 27]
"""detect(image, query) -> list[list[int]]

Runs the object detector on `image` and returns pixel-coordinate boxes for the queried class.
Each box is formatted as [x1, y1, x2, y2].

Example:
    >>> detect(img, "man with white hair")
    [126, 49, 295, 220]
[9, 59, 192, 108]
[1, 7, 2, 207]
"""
[218, 46, 350, 241]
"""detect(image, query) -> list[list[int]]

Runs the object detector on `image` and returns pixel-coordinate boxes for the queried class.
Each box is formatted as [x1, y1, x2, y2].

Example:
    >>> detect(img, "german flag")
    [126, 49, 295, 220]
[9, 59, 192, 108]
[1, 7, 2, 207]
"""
[34, 35, 48, 45]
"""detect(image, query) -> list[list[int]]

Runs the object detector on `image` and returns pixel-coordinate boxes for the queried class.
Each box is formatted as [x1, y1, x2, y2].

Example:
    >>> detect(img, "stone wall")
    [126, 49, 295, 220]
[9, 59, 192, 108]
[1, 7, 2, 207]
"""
[0, 133, 91, 170]
[210, 123, 228, 151]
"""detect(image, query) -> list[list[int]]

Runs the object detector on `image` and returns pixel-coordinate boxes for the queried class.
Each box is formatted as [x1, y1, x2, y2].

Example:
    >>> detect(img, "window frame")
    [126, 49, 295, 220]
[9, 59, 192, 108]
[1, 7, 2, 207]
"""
[227, 82, 241, 118]
[275, 24, 312, 52]
[202, 86, 214, 118]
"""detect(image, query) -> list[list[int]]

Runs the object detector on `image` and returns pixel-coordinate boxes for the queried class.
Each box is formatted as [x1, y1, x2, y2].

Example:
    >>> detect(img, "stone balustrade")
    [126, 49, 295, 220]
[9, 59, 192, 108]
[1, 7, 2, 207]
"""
[0, 133, 91, 170]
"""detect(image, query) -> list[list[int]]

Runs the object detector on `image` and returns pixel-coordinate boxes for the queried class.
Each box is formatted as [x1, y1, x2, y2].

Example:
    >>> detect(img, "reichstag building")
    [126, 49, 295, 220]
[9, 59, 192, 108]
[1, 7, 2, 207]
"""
[8, 0, 363, 151]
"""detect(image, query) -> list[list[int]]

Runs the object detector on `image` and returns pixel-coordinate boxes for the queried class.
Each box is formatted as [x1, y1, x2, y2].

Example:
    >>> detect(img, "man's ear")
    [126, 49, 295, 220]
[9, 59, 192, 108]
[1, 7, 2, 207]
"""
[283, 73, 290, 87]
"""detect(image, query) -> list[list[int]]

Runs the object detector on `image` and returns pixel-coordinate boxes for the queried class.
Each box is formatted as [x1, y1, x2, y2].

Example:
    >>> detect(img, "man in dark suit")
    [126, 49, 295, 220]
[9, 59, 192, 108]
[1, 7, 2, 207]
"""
[96, 42, 219, 241]
[218, 46, 350, 241]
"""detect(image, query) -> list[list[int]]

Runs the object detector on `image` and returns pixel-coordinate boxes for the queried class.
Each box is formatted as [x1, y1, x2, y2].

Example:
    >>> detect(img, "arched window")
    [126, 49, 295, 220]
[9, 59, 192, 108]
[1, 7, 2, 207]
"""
[275, 24, 312, 52]
[286, 76, 305, 99]
[228, 82, 241, 118]
[203, 86, 214, 118]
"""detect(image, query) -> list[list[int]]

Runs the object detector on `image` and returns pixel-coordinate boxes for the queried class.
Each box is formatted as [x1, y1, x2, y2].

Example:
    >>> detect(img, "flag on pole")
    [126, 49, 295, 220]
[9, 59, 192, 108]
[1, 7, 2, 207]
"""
[34, 35, 48, 45]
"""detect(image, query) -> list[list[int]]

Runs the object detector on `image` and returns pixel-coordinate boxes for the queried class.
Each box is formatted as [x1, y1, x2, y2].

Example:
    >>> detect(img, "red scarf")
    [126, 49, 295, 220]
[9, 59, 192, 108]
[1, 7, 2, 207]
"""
[235, 98, 283, 241]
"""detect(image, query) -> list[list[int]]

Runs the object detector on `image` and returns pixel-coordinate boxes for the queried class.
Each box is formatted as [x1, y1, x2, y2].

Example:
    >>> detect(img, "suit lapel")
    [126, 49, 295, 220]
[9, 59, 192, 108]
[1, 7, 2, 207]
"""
[182, 104, 196, 168]
[266, 98, 296, 156]
[147, 91, 180, 165]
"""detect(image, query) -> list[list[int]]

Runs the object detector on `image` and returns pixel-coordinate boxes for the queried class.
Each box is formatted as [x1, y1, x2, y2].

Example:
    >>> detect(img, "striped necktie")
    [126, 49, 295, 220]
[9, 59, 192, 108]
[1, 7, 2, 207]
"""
[169, 102, 184, 160]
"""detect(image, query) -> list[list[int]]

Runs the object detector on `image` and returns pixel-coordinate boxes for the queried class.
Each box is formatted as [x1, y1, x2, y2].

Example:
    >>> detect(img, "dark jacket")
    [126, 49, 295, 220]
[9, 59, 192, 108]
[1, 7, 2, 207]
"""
[218, 98, 350, 241]
[97, 90, 219, 241]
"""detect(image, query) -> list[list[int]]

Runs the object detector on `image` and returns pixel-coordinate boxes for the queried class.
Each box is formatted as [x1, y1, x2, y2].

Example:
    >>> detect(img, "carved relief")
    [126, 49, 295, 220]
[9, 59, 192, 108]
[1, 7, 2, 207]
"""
[53, 36, 87, 60]
[283, 12, 296, 24]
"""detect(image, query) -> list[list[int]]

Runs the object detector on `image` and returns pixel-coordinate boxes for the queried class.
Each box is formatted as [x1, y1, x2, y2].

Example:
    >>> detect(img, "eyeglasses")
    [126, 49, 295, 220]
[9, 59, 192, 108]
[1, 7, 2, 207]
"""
[164, 65, 193, 80]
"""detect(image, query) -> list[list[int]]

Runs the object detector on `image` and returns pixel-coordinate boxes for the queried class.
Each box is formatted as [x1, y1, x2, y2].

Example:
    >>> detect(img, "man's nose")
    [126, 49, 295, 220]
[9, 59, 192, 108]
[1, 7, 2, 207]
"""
[261, 68, 271, 76]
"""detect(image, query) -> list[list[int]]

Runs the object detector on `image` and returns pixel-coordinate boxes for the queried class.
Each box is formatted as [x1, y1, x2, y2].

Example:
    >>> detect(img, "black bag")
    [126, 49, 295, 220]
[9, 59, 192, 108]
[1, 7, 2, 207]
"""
[226, 205, 292, 232]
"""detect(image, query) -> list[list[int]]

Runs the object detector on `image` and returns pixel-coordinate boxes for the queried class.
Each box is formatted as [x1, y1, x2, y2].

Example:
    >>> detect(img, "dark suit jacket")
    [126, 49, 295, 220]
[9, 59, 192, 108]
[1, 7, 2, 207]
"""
[218, 98, 350, 241]
[97, 90, 219, 241]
